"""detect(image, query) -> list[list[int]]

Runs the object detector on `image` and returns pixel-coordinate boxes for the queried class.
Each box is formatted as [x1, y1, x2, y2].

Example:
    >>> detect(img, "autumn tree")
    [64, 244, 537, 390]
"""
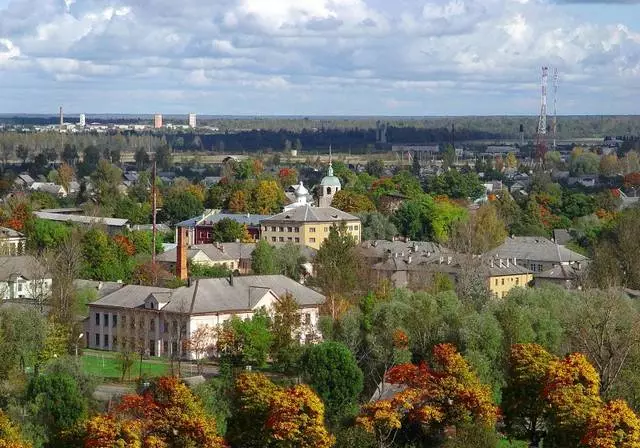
[228, 189, 250, 213]
[543, 353, 602, 448]
[227, 372, 334, 448]
[502, 343, 557, 447]
[211, 218, 250, 243]
[82, 376, 225, 448]
[582, 399, 640, 448]
[331, 190, 376, 213]
[56, 163, 74, 193]
[278, 167, 298, 187]
[357, 344, 497, 447]
[599, 153, 619, 177]
[253, 179, 285, 214]
[505, 152, 518, 169]
[0, 410, 30, 448]
[451, 203, 506, 254]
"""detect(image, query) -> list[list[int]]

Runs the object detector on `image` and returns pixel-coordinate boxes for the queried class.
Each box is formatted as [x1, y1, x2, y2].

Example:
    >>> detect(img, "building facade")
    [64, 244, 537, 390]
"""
[261, 205, 361, 250]
[176, 211, 271, 245]
[85, 275, 325, 359]
[0, 227, 26, 255]
[154, 114, 163, 129]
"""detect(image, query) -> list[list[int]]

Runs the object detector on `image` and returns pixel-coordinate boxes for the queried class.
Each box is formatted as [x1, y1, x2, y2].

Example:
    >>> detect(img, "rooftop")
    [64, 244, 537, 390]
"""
[263, 204, 359, 223]
[485, 236, 587, 264]
[177, 210, 272, 228]
[0, 256, 49, 281]
[34, 211, 129, 227]
[91, 275, 325, 314]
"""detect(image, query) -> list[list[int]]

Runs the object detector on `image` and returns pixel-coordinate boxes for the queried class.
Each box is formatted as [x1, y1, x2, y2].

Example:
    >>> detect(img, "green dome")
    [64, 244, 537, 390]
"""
[320, 175, 341, 187]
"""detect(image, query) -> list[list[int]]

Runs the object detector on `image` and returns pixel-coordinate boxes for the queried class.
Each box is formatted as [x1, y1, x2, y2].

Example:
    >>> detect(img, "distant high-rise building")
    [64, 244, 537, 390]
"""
[154, 114, 163, 129]
[59, 106, 64, 128]
[79, 113, 86, 127]
[188, 113, 196, 128]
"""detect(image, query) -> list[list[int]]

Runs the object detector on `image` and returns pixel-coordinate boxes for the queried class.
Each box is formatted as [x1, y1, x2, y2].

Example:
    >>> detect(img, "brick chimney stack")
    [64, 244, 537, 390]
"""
[176, 227, 188, 281]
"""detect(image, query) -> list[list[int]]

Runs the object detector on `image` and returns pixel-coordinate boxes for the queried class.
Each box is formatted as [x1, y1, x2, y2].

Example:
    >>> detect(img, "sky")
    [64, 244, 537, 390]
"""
[0, 0, 639, 116]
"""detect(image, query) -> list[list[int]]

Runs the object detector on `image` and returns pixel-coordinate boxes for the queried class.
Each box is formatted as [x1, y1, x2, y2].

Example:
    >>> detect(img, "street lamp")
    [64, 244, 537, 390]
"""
[75, 333, 84, 358]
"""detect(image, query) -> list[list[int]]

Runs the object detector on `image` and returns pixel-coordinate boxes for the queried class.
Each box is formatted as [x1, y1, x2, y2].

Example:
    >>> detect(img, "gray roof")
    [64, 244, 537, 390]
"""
[0, 227, 24, 238]
[73, 280, 125, 299]
[536, 263, 586, 280]
[177, 211, 272, 228]
[91, 275, 325, 314]
[0, 256, 49, 281]
[552, 229, 572, 246]
[130, 224, 172, 233]
[485, 236, 587, 264]
[34, 212, 129, 227]
[359, 240, 449, 260]
[263, 204, 359, 223]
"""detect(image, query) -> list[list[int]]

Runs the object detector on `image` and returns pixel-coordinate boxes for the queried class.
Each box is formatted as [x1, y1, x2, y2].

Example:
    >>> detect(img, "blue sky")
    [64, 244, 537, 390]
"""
[0, 0, 639, 115]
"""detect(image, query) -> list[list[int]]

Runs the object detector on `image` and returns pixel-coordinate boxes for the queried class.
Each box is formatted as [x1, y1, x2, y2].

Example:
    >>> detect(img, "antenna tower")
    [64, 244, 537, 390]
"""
[535, 66, 548, 163]
[552, 68, 558, 151]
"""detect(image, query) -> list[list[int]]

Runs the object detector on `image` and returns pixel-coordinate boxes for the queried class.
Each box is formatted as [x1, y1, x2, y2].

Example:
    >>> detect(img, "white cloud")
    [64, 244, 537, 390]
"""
[0, 0, 638, 113]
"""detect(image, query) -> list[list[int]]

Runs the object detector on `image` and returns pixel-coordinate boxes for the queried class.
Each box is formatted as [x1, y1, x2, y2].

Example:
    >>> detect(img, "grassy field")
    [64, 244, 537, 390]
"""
[82, 352, 170, 379]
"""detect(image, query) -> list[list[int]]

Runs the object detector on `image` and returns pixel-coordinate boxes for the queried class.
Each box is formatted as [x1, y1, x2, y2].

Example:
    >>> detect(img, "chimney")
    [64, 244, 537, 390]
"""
[407, 256, 412, 264]
[439, 256, 444, 264]
[506, 258, 510, 267]
[229, 271, 234, 287]
[499, 258, 504, 268]
[513, 257, 517, 266]
[447, 256, 452, 265]
[490, 258, 494, 268]
[176, 227, 188, 281]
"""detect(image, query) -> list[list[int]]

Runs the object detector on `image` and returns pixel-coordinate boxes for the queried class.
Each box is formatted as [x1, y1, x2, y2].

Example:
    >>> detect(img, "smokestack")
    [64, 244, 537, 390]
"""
[59, 106, 64, 129]
[519, 124, 524, 147]
[176, 227, 188, 281]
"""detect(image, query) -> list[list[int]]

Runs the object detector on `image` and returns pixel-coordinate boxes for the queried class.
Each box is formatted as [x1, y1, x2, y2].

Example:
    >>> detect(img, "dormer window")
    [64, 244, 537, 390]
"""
[149, 302, 154, 309]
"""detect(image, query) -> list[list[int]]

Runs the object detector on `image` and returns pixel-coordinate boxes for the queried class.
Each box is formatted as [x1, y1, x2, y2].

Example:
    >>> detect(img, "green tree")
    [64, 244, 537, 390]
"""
[134, 147, 150, 171]
[365, 160, 384, 177]
[160, 191, 204, 225]
[113, 197, 152, 224]
[25, 371, 87, 445]
[426, 169, 485, 200]
[81, 228, 125, 281]
[392, 194, 436, 241]
[26, 219, 72, 252]
[0, 307, 46, 377]
[301, 341, 364, 424]
[313, 224, 360, 303]
[275, 243, 306, 280]
[211, 218, 247, 242]
[90, 160, 122, 208]
[271, 293, 303, 374]
[217, 311, 273, 368]
[442, 144, 456, 168]
[154, 145, 172, 171]
[569, 151, 600, 176]
[251, 240, 278, 275]
[359, 212, 397, 241]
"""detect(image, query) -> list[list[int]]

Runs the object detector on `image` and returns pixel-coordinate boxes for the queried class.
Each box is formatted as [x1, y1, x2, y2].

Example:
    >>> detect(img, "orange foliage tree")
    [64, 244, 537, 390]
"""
[227, 372, 334, 448]
[278, 167, 298, 187]
[357, 344, 497, 447]
[542, 353, 603, 447]
[113, 234, 135, 256]
[83, 376, 225, 448]
[502, 343, 557, 447]
[0, 410, 31, 448]
[228, 190, 249, 213]
[582, 399, 640, 448]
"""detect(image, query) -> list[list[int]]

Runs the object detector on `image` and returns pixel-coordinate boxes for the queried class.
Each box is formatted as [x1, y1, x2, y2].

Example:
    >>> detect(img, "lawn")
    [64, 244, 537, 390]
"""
[82, 353, 170, 379]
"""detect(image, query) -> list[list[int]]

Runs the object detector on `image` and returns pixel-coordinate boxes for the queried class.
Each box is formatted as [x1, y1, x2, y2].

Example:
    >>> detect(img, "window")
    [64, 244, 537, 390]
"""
[304, 313, 311, 325]
[150, 319, 155, 331]
[324, 227, 328, 232]
[271, 237, 276, 242]
[287, 237, 292, 242]
[309, 227, 316, 233]
[121, 315, 126, 327]
[287, 227, 293, 232]
[501, 278, 504, 286]
[348, 226, 353, 231]
[327, 187, 332, 194]
[104, 314, 109, 327]
[95, 333, 99, 347]
[309, 238, 316, 243]
[95, 313, 100, 326]
[495, 279, 498, 286]
[17, 283, 22, 292]
[279, 226, 285, 232]
[113, 315, 118, 328]
[271, 226, 277, 232]
[295, 227, 300, 232]
[515, 278, 519, 286]
[295, 237, 300, 243]
[164, 320, 169, 333]
[149, 302, 154, 309]
[112, 336, 117, 348]
[103, 334, 109, 348]
[230, 262, 234, 269]
[279, 237, 284, 242]
[163, 340, 169, 354]
[354, 225, 359, 231]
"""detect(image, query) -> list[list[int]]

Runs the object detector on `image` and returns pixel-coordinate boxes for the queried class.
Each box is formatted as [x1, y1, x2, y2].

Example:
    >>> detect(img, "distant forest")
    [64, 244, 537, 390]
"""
[2, 115, 640, 153]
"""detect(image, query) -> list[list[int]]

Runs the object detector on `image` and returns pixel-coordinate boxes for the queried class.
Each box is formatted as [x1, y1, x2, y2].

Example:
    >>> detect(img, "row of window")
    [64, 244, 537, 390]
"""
[95, 313, 184, 334]
[493, 277, 521, 287]
[92, 334, 181, 356]
[264, 225, 360, 233]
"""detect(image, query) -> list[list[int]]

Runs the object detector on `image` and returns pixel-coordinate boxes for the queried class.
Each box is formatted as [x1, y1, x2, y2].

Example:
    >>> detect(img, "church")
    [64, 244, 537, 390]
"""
[260, 158, 361, 250]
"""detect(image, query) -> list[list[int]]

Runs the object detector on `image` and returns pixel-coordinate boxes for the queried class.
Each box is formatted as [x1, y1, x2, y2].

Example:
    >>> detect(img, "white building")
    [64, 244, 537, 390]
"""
[79, 113, 86, 127]
[188, 113, 196, 128]
[0, 227, 26, 255]
[85, 275, 325, 358]
[0, 256, 51, 301]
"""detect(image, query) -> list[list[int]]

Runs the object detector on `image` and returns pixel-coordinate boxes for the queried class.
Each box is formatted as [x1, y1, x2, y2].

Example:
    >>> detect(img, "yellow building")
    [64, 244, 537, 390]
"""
[260, 204, 361, 250]
[487, 257, 533, 299]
